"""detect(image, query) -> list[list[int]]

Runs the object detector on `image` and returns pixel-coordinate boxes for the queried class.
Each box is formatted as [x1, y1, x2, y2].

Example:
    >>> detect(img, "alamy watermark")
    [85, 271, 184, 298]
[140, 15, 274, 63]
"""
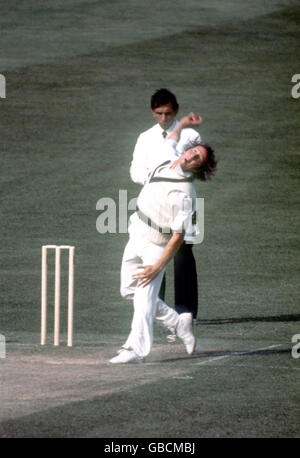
[96, 190, 205, 244]
[0, 74, 6, 98]
[0, 334, 6, 359]
[291, 334, 300, 359]
[291, 74, 300, 99]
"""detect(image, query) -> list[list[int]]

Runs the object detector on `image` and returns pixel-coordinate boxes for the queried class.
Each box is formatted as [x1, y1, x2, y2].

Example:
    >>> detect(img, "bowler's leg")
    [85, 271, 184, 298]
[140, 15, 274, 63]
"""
[126, 268, 165, 358]
[155, 298, 179, 330]
[155, 298, 196, 355]
[120, 241, 165, 359]
[120, 238, 140, 300]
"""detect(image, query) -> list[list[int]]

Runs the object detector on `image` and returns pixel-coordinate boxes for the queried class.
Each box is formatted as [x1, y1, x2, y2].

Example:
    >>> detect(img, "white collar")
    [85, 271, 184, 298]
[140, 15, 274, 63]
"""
[156, 161, 193, 180]
[172, 162, 194, 179]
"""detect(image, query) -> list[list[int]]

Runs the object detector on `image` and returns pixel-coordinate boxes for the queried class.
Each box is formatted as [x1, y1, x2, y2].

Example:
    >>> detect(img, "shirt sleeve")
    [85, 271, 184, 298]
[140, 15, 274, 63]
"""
[159, 139, 181, 163]
[176, 129, 202, 155]
[130, 134, 149, 185]
[130, 137, 179, 185]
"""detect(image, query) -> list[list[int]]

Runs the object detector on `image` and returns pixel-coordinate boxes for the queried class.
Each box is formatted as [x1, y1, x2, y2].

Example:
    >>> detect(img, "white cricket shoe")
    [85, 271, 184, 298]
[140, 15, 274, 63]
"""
[109, 349, 143, 364]
[176, 313, 196, 355]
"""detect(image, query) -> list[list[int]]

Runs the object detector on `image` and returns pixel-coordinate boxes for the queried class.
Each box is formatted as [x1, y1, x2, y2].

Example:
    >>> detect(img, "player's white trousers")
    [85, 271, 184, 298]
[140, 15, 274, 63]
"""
[120, 236, 180, 358]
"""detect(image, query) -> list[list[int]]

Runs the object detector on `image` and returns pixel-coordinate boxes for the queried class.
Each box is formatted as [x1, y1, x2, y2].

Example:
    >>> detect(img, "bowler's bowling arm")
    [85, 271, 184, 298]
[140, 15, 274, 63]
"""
[167, 113, 202, 143]
[132, 231, 184, 287]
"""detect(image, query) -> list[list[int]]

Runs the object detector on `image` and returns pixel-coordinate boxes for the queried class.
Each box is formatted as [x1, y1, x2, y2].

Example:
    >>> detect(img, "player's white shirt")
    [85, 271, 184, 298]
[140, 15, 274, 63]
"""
[130, 119, 201, 185]
[129, 139, 199, 245]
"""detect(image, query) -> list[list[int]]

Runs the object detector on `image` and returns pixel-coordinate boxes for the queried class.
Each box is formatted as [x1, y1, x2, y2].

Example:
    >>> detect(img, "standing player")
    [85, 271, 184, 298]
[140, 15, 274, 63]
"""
[130, 89, 201, 327]
[110, 113, 217, 363]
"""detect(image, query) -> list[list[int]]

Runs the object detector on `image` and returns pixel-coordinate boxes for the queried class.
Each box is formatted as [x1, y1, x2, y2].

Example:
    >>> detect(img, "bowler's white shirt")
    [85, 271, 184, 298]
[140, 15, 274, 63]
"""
[130, 119, 201, 185]
[129, 139, 198, 244]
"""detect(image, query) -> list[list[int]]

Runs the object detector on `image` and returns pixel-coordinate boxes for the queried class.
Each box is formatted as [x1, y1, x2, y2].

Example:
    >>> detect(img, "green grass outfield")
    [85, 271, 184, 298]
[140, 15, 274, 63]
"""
[0, 0, 300, 438]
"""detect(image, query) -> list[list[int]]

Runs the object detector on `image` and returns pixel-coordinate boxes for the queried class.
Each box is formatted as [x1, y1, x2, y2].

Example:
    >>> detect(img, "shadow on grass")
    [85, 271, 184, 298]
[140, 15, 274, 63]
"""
[197, 314, 300, 325]
[157, 347, 291, 364]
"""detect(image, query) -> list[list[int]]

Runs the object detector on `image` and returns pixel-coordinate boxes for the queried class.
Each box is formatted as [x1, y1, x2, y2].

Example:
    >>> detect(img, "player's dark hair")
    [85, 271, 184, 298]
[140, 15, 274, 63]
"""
[151, 88, 179, 111]
[185, 141, 217, 181]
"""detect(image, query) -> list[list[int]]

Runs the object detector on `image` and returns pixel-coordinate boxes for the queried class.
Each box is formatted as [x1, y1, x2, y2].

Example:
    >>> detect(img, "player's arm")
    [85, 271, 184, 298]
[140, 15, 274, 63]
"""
[132, 231, 184, 287]
[167, 113, 202, 143]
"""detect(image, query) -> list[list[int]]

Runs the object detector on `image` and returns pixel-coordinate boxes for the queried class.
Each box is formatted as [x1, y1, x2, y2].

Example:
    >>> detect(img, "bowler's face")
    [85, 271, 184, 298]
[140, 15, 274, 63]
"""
[180, 146, 208, 172]
[152, 102, 178, 130]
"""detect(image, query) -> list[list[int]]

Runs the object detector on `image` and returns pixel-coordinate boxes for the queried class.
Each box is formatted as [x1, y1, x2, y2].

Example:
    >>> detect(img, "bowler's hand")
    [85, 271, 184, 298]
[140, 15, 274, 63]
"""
[132, 265, 161, 287]
[180, 113, 202, 128]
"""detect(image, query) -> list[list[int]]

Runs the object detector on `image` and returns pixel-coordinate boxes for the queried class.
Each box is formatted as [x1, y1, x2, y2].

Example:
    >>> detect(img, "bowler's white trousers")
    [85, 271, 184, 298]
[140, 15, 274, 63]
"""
[120, 235, 180, 358]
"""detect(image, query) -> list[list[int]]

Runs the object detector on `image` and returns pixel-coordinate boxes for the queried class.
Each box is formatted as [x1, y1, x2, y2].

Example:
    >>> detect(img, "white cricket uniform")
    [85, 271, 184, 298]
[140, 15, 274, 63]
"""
[130, 119, 202, 185]
[120, 140, 197, 358]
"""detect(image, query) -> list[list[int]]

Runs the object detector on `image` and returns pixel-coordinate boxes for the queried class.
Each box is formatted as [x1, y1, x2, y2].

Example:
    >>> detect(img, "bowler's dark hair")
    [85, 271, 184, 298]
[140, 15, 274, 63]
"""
[185, 141, 217, 181]
[151, 88, 179, 111]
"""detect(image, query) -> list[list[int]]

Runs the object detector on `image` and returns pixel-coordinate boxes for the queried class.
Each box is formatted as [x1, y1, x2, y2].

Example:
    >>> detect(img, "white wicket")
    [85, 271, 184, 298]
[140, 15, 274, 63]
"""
[41, 245, 75, 347]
